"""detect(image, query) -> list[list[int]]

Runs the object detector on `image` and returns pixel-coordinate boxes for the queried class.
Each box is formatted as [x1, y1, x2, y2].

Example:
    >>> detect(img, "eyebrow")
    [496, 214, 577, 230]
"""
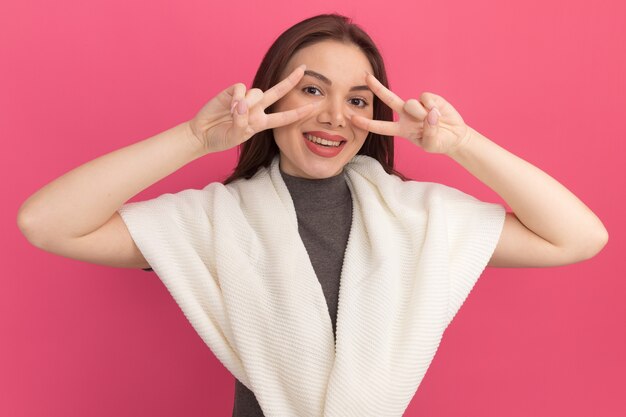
[303, 70, 371, 93]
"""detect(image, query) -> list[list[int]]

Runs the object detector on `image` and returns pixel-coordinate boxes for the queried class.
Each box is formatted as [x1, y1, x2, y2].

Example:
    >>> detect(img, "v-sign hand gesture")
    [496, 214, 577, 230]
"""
[189, 65, 319, 154]
[350, 72, 472, 155]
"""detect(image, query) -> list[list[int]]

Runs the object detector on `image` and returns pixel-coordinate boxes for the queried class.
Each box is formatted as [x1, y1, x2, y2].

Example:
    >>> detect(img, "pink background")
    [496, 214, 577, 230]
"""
[2, 0, 624, 416]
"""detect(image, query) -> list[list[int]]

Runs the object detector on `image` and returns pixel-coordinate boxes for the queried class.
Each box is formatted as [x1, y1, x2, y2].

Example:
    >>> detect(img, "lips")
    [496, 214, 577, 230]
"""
[304, 131, 347, 142]
[302, 132, 346, 158]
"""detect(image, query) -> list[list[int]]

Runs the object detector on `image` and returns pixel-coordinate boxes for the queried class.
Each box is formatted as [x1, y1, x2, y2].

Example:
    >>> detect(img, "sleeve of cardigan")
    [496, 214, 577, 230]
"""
[115, 184, 248, 384]
[434, 184, 507, 326]
[116, 186, 218, 277]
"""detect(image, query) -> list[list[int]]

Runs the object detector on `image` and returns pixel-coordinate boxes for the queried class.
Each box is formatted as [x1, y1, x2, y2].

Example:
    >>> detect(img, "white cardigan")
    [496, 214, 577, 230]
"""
[118, 154, 505, 417]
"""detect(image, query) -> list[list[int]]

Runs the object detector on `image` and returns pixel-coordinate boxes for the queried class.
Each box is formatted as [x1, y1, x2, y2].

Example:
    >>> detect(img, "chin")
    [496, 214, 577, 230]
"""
[276, 132, 361, 179]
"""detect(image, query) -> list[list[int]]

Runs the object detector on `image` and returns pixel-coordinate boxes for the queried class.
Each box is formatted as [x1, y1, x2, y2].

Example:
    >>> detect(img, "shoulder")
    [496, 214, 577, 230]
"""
[346, 155, 473, 203]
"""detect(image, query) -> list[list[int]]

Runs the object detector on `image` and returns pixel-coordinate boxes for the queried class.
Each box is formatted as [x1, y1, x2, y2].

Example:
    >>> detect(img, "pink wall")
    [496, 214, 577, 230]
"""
[3, 0, 624, 416]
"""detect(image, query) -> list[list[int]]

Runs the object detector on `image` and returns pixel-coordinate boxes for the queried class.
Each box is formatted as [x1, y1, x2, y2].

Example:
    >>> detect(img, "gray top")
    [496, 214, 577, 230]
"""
[231, 165, 353, 417]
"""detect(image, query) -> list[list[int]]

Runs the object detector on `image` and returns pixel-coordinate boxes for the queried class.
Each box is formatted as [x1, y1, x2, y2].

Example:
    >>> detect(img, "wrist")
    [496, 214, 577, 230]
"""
[446, 125, 477, 160]
[183, 120, 210, 158]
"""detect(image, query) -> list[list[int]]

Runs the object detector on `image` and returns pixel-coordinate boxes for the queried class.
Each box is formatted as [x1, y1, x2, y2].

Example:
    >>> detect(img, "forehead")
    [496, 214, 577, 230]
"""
[282, 40, 374, 84]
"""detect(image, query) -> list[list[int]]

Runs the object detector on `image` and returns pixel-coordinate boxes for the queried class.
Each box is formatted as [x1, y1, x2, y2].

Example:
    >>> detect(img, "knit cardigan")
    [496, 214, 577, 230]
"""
[117, 154, 506, 417]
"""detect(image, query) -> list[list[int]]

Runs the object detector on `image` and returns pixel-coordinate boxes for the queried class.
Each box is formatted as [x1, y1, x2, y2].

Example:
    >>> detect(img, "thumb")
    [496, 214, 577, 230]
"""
[231, 99, 250, 143]
[424, 106, 441, 137]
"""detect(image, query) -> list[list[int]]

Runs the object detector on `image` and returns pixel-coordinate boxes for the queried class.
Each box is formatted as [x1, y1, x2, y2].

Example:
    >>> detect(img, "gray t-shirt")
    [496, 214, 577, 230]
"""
[231, 166, 353, 417]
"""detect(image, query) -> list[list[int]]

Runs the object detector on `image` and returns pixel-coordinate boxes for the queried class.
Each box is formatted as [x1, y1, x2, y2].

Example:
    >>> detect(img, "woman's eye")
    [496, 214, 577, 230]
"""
[302, 86, 368, 108]
[350, 98, 369, 108]
[302, 86, 322, 95]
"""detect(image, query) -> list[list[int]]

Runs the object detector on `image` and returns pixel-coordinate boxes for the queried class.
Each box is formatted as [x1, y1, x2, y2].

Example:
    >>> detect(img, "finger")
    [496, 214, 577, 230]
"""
[230, 83, 247, 115]
[214, 83, 239, 108]
[426, 107, 441, 127]
[365, 72, 405, 114]
[403, 98, 428, 120]
[264, 102, 319, 130]
[230, 96, 249, 139]
[258, 64, 306, 109]
[419, 92, 443, 112]
[421, 107, 441, 151]
[243, 88, 264, 108]
[351, 115, 401, 137]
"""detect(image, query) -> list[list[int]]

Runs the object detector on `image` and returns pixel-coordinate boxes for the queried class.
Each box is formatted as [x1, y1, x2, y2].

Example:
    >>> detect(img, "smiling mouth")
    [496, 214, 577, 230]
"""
[303, 133, 345, 147]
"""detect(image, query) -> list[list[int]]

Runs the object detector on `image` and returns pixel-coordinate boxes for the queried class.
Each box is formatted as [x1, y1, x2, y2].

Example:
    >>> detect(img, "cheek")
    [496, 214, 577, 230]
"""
[357, 128, 370, 143]
[272, 126, 286, 144]
[350, 108, 373, 141]
[348, 104, 373, 121]
[365, 102, 374, 119]
[273, 90, 302, 113]
[272, 124, 296, 149]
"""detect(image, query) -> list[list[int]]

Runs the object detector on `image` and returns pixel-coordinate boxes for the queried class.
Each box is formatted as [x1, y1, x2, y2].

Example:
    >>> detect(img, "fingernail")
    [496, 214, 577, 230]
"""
[427, 108, 439, 125]
[230, 101, 239, 115]
[237, 99, 247, 115]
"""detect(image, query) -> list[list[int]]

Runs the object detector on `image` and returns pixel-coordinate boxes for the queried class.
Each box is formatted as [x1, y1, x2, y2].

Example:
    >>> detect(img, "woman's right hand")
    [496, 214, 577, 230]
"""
[188, 64, 317, 154]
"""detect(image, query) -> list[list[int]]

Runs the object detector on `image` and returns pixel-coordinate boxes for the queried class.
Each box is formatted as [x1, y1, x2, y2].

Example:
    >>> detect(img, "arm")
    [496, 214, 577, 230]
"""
[17, 121, 206, 247]
[17, 66, 316, 263]
[350, 73, 608, 268]
[448, 127, 608, 267]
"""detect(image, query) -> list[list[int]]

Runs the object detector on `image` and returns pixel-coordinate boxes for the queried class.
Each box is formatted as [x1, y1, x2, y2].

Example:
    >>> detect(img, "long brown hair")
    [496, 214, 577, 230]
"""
[223, 13, 408, 184]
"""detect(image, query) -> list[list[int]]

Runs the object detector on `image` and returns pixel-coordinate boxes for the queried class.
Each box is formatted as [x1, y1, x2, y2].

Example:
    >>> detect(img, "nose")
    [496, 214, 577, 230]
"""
[316, 97, 348, 128]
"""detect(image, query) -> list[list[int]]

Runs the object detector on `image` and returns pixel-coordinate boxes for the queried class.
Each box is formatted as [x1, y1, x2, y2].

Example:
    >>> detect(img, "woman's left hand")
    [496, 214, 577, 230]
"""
[350, 72, 472, 155]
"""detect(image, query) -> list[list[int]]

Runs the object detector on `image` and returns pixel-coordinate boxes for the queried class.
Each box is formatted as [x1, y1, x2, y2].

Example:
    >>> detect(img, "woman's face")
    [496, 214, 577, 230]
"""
[272, 40, 375, 179]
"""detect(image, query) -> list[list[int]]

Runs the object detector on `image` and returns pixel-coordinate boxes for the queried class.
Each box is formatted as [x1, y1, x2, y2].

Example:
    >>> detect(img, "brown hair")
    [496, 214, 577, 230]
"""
[223, 13, 408, 184]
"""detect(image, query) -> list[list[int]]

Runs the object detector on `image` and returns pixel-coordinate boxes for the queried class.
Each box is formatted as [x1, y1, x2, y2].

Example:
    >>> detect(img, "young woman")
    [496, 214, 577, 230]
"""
[17, 13, 608, 417]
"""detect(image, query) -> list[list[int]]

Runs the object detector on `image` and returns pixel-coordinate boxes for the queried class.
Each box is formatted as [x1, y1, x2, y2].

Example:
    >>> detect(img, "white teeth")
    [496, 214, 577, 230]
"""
[305, 134, 342, 147]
